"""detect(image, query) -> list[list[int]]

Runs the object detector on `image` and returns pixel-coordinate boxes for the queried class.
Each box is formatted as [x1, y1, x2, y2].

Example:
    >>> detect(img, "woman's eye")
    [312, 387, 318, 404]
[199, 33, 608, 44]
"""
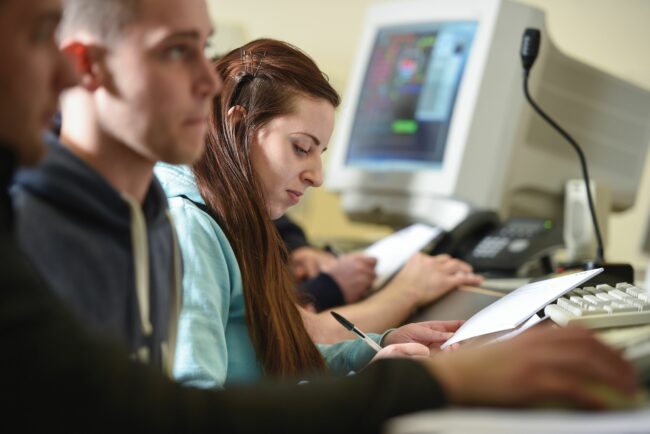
[293, 144, 309, 155]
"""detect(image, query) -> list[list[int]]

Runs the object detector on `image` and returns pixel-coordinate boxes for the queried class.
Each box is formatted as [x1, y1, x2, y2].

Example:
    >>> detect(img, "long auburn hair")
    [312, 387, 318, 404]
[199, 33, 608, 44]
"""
[193, 39, 340, 377]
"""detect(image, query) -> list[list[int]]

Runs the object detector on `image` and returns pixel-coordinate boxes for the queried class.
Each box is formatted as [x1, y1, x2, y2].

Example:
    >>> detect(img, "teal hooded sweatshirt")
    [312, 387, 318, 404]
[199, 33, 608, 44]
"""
[155, 164, 384, 388]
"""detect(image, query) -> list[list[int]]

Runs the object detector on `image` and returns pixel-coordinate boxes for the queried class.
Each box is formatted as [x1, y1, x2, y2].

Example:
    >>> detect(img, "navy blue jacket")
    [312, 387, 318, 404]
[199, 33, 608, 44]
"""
[12, 133, 180, 372]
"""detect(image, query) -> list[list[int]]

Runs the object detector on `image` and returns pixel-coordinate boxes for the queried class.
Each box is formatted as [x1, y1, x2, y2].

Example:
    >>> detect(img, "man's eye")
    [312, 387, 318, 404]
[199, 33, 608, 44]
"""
[32, 22, 57, 43]
[166, 45, 193, 60]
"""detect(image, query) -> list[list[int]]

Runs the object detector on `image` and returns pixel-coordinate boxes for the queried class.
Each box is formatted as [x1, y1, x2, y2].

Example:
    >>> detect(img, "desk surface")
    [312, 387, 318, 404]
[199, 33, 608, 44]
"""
[385, 407, 650, 434]
[411, 286, 502, 323]
[396, 286, 650, 434]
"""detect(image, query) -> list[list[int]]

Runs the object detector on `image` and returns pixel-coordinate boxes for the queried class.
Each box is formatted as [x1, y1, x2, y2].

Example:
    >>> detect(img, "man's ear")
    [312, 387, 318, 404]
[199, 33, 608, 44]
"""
[227, 105, 248, 125]
[60, 41, 105, 91]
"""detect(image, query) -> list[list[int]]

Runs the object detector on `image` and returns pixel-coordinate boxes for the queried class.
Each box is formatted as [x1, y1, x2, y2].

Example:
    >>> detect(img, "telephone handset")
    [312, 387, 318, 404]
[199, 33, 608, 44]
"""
[429, 212, 563, 277]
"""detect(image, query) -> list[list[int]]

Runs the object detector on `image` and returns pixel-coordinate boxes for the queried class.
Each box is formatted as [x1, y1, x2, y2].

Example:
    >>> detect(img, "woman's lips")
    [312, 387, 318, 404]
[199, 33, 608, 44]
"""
[287, 190, 303, 205]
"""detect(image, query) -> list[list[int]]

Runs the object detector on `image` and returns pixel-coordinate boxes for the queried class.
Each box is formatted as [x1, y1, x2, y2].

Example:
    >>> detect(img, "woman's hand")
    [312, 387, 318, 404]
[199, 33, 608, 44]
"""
[388, 253, 483, 307]
[369, 342, 430, 364]
[382, 320, 464, 353]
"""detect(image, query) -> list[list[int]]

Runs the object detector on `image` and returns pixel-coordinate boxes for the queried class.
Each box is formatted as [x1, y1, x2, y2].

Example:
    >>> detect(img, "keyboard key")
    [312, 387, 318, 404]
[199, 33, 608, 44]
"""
[557, 298, 585, 316]
[634, 291, 650, 302]
[585, 306, 608, 315]
[625, 286, 644, 297]
[572, 288, 590, 296]
[569, 296, 588, 307]
[609, 289, 635, 302]
[595, 293, 616, 302]
[584, 295, 607, 306]
[610, 303, 639, 313]
[622, 298, 645, 310]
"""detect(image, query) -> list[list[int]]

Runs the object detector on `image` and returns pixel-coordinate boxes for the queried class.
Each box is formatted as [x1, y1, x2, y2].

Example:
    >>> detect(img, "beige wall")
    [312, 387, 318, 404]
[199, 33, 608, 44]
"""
[207, 0, 650, 267]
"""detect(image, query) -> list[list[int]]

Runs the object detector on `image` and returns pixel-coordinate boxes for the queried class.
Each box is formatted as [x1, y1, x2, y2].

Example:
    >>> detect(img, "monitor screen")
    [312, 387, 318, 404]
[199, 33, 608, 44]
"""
[345, 21, 478, 171]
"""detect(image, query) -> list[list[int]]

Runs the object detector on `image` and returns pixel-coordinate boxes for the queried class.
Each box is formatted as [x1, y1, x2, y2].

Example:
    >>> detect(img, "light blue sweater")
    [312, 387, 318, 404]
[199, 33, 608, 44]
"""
[155, 164, 382, 388]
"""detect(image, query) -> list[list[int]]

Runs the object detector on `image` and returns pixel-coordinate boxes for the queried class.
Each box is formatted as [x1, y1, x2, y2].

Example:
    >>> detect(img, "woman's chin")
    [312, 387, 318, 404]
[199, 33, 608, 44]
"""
[269, 206, 289, 220]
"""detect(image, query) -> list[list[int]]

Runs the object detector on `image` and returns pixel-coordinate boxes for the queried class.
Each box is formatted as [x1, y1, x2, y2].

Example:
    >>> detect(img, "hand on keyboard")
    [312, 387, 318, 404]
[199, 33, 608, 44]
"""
[545, 282, 650, 329]
[427, 325, 638, 410]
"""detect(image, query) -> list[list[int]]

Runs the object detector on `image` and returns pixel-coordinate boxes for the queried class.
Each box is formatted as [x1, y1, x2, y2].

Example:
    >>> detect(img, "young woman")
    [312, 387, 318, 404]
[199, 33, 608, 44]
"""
[155, 39, 477, 387]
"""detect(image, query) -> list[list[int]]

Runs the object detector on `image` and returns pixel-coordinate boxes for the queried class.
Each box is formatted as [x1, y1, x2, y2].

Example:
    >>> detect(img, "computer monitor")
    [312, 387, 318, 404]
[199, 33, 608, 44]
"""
[326, 0, 650, 232]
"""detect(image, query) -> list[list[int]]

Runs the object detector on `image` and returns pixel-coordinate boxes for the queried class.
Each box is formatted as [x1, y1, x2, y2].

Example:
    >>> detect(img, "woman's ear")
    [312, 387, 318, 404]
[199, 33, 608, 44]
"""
[60, 42, 105, 91]
[227, 105, 248, 124]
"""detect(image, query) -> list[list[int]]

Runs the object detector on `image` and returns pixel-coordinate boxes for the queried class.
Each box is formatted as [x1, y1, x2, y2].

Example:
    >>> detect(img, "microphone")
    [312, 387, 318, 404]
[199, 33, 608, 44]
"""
[519, 27, 605, 266]
[520, 28, 540, 71]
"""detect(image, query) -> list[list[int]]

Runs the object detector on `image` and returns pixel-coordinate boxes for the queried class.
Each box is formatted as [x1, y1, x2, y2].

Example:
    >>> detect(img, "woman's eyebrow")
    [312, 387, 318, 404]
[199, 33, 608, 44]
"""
[292, 132, 321, 146]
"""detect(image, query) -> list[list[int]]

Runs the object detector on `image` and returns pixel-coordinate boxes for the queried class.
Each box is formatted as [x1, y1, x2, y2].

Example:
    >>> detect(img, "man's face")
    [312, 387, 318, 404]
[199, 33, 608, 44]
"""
[0, 0, 76, 165]
[95, 0, 221, 165]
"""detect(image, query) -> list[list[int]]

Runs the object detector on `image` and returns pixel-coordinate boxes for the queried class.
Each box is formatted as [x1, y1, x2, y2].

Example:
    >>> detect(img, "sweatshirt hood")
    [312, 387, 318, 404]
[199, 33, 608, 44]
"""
[154, 163, 205, 206]
[13, 131, 169, 230]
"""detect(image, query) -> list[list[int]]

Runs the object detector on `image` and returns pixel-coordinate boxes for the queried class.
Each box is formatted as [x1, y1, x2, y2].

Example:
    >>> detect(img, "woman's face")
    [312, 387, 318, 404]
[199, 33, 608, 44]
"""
[250, 95, 335, 219]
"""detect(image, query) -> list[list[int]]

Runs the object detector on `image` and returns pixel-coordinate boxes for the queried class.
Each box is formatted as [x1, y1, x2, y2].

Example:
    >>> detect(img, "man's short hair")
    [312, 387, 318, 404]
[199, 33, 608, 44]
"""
[59, 0, 141, 42]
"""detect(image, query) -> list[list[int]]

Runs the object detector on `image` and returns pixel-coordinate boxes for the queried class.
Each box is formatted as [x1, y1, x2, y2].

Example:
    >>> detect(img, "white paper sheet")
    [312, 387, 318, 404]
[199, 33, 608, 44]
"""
[484, 312, 548, 345]
[440, 268, 603, 349]
[364, 223, 442, 290]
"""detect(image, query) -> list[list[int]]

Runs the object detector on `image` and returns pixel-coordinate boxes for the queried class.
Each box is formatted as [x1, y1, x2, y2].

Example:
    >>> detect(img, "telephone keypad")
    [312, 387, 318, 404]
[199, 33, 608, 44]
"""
[472, 236, 510, 258]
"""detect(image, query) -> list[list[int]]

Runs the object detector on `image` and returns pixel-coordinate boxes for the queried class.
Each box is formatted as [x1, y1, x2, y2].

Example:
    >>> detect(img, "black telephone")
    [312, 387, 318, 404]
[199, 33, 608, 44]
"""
[429, 211, 563, 277]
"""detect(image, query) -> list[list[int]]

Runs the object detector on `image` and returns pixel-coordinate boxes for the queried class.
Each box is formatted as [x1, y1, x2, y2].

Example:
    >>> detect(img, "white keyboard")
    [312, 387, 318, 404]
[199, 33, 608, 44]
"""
[545, 282, 650, 329]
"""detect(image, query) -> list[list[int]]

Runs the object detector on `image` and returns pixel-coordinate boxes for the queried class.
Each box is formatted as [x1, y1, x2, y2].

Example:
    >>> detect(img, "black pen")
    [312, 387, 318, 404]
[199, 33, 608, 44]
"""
[331, 311, 382, 352]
